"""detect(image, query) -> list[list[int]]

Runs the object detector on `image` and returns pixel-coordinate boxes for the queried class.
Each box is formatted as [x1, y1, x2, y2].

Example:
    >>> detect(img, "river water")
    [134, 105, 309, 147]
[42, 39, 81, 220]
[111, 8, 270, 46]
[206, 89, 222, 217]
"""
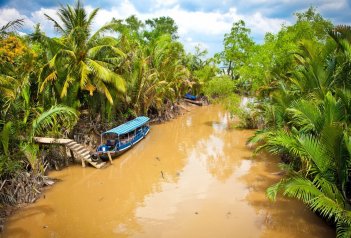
[3, 105, 334, 237]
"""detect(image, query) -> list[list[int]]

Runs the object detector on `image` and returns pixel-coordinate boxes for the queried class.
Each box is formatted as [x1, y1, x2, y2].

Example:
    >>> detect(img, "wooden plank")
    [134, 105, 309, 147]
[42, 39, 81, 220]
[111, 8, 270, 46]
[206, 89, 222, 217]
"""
[34, 137, 72, 144]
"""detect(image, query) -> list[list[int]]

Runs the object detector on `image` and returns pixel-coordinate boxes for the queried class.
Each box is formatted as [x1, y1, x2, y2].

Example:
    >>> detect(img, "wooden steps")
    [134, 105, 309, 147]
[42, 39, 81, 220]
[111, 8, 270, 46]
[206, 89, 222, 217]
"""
[34, 137, 106, 169]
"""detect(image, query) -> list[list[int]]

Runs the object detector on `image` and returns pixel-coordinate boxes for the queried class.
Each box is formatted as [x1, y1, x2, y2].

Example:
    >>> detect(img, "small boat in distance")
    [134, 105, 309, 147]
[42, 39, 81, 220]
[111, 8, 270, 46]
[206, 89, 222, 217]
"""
[184, 93, 197, 100]
[184, 93, 203, 106]
[95, 116, 150, 160]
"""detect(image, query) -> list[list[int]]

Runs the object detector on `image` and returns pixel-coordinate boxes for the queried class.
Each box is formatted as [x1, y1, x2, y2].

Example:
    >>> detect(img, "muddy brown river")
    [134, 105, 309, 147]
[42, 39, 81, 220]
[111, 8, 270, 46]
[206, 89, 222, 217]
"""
[3, 105, 335, 237]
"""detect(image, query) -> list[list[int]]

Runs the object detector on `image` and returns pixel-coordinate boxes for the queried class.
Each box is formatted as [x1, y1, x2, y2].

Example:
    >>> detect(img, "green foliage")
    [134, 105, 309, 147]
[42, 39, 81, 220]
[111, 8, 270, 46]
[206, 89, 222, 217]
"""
[20, 142, 41, 174]
[0, 155, 21, 177]
[221, 20, 255, 80]
[144, 16, 178, 42]
[245, 10, 351, 235]
[234, 7, 334, 95]
[39, 0, 126, 107]
[0, 122, 12, 156]
[203, 76, 236, 99]
[31, 105, 78, 139]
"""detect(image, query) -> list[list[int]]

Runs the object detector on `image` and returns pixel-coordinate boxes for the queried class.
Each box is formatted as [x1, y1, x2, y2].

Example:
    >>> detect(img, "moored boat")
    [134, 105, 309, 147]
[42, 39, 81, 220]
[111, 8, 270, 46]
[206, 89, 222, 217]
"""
[184, 93, 197, 100]
[184, 93, 203, 106]
[95, 116, 150, 160]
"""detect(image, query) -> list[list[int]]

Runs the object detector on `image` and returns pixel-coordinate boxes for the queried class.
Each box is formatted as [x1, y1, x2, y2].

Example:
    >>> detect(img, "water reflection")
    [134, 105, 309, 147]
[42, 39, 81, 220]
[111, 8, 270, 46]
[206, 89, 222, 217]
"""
[242, 154, 335, 237]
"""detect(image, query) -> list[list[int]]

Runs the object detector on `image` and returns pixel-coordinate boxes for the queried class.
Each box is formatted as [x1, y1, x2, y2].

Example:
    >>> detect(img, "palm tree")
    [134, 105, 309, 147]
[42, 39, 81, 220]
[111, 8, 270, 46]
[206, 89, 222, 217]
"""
[39, 1, 125, 107]
[328, 26, 351, 90]
[289, 40, 336, 99]
[153, 35, 190, 99]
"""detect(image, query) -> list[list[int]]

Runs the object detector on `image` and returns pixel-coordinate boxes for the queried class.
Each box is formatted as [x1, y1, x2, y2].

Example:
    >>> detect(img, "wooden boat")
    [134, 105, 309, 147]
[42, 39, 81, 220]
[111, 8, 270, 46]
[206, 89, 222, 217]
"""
[94, 116, 150, 160]
[184, 93, 203, 106]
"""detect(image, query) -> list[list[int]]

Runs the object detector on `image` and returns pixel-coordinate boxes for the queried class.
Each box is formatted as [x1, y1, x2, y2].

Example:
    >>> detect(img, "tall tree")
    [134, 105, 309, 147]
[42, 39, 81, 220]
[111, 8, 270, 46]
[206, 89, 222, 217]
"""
[222, 20, 255, 80]
[39, 0, 125, 108]
[144, 16, 178, 42]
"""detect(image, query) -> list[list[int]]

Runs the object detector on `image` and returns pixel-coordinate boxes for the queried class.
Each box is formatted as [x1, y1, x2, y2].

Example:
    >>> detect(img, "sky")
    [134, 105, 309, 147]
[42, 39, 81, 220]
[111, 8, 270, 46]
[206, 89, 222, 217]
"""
[0, 0, 350, 56]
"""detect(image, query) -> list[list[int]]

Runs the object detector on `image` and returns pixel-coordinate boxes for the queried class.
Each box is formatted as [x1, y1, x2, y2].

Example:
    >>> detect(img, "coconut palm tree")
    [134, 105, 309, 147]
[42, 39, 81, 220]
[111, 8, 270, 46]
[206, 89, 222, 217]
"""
[152, 35, 190, 100]
[39, 1, 125, 108]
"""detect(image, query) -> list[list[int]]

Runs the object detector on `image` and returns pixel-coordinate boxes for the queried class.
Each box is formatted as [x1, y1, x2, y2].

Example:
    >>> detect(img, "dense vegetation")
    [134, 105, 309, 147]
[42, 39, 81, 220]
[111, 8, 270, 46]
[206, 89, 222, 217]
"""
[1, 1, 350, 236]
[219, 7, 351, 238]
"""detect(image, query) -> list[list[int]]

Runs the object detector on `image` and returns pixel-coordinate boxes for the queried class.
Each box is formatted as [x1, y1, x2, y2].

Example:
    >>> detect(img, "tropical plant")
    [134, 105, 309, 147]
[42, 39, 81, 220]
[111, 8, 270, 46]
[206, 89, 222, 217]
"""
[221, 20, 255, 80]
[203, 76, 236, 100]
[247, 20, 351, 236]
[39, 0, 126, 109]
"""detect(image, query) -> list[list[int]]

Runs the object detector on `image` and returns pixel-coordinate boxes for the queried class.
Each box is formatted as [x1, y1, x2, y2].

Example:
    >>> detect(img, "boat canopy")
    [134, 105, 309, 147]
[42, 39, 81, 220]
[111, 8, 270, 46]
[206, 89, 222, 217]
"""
[102, 116, 150, 136]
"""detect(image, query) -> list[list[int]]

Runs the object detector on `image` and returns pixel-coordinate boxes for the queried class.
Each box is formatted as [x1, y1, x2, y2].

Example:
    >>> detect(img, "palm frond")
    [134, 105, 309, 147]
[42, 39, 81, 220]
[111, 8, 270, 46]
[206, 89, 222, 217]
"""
[323, 91, 344, 125]
[95, 81, 113, 104]
[44, 14, 65, 34]
[0, 18, 24, 35]
[88, 45, 125, 59]
[266, 180, 284, 201]
[286, 99, 322, 133]
[110, 73, 126, 93]
[255, 130, 302, 158]
[89, 22, 120, 44]
[31, 105, 78, 139]
[60, 71, 75, 98]
[87, 8, 99, 27]
[297, 134, 331, 175]
[20, 142, 39, 171]
[337, 221, 351, 238]
[282, 177, 321, 202]
[79, 61, 90, 88]
[87, 58, 113, 82]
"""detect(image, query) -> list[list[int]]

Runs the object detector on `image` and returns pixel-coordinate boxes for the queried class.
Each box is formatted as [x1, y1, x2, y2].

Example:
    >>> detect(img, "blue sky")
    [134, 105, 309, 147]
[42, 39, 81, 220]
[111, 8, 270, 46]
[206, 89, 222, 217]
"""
[0, 0, 350, 56]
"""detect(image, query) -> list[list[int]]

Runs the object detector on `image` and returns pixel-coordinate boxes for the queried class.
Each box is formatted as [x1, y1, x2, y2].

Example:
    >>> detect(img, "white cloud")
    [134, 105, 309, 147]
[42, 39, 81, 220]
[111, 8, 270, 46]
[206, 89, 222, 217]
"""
[0, 0, 292, 56]
[246, 11, 288, 38]
[29, 7, 59, 35]
[0, 8, 35, 31]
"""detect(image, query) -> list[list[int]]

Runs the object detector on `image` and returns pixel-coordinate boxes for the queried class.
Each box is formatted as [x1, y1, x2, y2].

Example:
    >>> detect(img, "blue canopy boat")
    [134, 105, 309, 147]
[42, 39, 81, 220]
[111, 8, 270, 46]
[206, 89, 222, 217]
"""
[95, 116, 150, 160]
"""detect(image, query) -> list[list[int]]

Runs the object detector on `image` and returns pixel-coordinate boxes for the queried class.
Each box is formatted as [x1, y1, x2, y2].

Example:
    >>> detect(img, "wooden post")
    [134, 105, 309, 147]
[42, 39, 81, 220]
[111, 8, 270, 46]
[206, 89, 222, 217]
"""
[107, 151, 113, 165]
[61, 145, 68, 166]
[69, 149, 75, 163]
[81, 157, 85, 168]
